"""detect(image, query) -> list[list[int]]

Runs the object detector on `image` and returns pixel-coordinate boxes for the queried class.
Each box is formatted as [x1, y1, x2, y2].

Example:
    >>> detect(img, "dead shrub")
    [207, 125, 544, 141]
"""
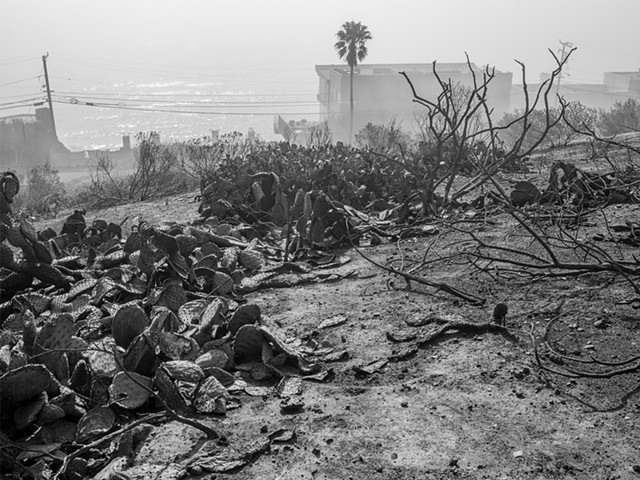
[79, 133, 197, 207]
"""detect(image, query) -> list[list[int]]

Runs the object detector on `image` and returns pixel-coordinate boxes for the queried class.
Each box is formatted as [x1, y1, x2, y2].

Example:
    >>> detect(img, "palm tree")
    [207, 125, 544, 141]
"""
[335, 21, 372, 144]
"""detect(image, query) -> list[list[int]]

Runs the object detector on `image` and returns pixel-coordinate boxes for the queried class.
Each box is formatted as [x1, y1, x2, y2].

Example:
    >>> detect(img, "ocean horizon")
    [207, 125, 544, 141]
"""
[49, 72, 319, 152]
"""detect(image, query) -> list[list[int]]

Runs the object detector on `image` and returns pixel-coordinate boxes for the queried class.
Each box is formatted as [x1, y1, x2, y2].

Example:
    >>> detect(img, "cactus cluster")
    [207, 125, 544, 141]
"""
[0, 194, 334, 477]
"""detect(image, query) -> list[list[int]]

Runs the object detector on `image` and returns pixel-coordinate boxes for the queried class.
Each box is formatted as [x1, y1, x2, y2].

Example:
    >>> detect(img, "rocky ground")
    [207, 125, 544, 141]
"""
[82, 234, 640, 480]
[4, 139, 640, 480]
[32, 198, 640, 480]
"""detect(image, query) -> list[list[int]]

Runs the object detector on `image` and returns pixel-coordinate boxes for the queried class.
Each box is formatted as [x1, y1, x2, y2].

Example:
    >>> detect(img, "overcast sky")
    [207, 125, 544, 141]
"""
[1, 0, 639, 89]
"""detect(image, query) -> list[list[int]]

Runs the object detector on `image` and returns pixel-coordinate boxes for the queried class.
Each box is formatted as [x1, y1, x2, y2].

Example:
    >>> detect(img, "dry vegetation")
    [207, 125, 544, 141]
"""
[2, 52, 640, 479]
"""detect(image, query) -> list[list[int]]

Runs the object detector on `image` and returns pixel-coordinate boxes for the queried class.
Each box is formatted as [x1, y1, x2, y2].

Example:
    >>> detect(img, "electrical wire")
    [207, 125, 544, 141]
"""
[51, 98, 420, 117]
[0, 96, 46, 107]
[0, 101, 46, 111]
[51, 98, 321, 116]
[50, 88, 317, 98]
[0, 76, 40, 87]
[0, 54, 41, 67]
[51, 94, 319, 106]
[0, 92, 44, 100]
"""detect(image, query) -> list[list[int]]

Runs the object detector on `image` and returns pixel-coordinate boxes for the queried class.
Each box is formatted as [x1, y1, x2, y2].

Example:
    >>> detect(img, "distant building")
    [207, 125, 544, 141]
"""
[275, 62, 513, 143]
[274, 63, 640, 144]
[0, 107, 134, 175]
[0, 108, 65, 173]
[511, 69, 640, 111]
[273, 116, 325, 145]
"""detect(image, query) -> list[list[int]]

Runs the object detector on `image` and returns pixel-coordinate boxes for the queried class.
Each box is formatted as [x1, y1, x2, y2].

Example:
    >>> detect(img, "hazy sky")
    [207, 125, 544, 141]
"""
[1, 0, 638, 88]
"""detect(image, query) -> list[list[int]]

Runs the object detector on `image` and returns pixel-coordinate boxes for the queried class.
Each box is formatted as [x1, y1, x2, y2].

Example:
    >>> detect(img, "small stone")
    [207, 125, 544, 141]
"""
[280, 395, 304, 413]
[593, 320, 606, 329]
[513, 450, 524, 458]
[260, 425, 268, 433]
[449, 457, 459, 467]
[401, 401, 408, 408]
[188, 466, 204, 475]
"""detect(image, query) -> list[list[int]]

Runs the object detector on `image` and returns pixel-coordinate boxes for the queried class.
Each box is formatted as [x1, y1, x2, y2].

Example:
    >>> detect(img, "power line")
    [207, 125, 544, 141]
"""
[50, 88, 317, 98]
[50, 94, 320, 107]
[0, 92, 44, 100]
[51, 99, 320, 116]
[0, 76, 40, 87]
[0, 54, 41, 67]
[0, 96, 46, 107]
[0, 101, 46, 111]
[51, 98, 422, 116]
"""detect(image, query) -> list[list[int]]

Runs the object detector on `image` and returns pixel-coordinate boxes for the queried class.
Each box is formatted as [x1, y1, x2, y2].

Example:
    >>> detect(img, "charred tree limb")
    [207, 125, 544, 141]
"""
[348, 232, 485, 304]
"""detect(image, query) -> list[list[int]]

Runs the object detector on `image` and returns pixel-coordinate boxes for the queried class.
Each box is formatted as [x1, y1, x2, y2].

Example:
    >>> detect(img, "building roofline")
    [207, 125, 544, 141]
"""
[605, 71, 640, 76]
[315, 62, 508, 75]
[0, 113, 37, 123]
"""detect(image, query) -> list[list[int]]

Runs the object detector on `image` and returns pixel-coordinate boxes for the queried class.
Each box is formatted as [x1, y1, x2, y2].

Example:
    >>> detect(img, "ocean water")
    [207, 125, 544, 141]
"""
[51, 71, 319, 151]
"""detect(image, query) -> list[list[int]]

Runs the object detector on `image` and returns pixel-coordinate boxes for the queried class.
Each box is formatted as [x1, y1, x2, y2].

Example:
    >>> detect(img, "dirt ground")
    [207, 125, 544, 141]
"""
[28, 147, 640, 480]
[96, 233, 640, 480]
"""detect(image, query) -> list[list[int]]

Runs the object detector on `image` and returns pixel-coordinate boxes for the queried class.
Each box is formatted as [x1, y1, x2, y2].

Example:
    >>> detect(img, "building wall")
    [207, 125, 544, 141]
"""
[509, 71, 640, 115]
[1, 108, 134, 176]
[0, 109, 59, 175]
[317, 64, 513, 143]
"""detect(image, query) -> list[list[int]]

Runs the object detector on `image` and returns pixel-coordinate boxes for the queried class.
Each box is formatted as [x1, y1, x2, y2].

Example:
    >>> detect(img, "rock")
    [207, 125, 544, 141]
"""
[318, 314, 347, 329]
[195, 349, 229, 370]
[353, 359, 388, 375]
[280, 395, 304, 413]
[510, 181, 540, 206]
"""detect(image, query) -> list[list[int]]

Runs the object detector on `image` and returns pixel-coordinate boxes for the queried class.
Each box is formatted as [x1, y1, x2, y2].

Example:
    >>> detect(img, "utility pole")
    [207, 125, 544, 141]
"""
[41, 53, 58, 139]
[554, 40, 573, 106]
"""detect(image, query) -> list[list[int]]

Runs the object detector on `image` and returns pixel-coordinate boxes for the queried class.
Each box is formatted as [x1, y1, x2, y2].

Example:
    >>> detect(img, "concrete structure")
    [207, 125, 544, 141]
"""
[510, 69, 640, 112]
[274, 63, 640, 143]
[0, 107, 133, 176]
[307, 62, 513, 143]
[273, 116, 325, 145]
[0, 108, 65, 173]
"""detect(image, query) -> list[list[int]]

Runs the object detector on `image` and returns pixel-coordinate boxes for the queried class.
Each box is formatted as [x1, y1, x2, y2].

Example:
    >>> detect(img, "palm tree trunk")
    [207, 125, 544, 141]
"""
[349, 64, 354, 144]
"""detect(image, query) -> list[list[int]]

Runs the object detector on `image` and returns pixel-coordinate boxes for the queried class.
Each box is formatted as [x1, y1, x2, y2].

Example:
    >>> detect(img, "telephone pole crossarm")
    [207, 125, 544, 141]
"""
[554, 40, 574, 105]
